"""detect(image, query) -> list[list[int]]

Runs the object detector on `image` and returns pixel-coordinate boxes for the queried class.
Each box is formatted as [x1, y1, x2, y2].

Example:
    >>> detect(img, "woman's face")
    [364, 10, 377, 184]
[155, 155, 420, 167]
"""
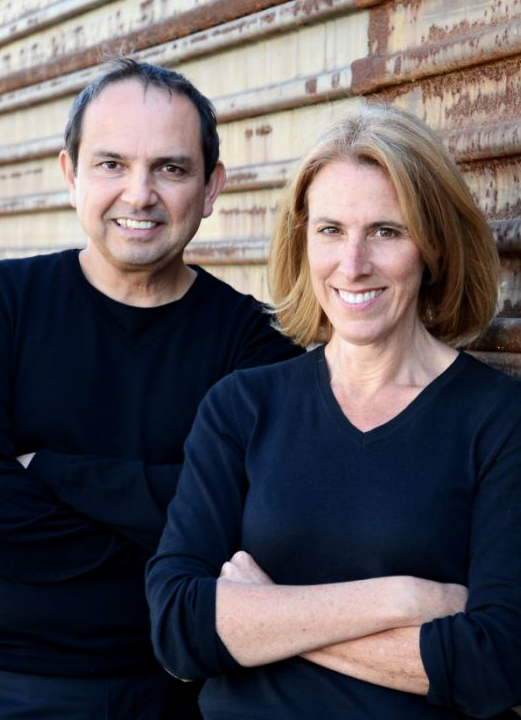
[306, 159, 425, 349]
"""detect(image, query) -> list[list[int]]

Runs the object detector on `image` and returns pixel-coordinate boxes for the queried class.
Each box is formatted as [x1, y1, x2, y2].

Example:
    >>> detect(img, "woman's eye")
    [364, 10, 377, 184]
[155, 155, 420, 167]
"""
[318, 226, 340, 235]
[375, 226, 399, 238]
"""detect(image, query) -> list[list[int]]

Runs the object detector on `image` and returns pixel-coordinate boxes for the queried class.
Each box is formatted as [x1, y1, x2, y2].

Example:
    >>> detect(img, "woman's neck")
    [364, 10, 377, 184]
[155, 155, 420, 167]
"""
[325, 321, 456, 394]
[324, 322, 458, 431]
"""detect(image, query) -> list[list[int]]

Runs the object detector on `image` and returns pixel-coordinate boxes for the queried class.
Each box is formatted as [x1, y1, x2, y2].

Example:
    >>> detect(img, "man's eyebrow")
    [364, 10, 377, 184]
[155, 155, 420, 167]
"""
[91, 151, 124, 160]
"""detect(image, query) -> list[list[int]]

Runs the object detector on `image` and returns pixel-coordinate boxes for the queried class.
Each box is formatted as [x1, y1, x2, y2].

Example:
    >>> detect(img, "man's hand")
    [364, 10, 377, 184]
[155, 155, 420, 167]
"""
[219, 551, 273, 585]
[17, 452, 35, 469]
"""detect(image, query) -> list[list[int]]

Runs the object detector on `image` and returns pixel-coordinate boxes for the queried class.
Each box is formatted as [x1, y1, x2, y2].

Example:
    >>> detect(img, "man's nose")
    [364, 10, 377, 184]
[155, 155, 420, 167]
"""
[120, 169, 157, 209]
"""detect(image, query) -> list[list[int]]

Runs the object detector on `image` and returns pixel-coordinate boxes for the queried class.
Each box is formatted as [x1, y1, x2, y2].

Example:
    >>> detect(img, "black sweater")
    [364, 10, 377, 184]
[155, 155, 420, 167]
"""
[147, 347, 521, 719]
[0, 249, 300, 678]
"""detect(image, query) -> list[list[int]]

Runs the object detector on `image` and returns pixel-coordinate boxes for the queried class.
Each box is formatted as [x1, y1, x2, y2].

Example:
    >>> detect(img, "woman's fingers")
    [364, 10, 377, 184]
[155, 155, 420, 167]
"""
[219, 551, 273, 584]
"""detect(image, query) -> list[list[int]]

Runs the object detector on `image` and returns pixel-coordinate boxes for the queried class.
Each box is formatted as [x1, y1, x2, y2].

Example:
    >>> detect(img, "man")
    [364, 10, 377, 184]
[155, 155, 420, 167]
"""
[0, 59, 300, 719]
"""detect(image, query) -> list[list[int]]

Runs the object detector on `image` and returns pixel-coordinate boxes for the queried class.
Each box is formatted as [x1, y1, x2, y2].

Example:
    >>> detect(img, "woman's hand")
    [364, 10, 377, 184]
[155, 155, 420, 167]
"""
[219, 551, 274, 585]
[402, 577, 468, 625]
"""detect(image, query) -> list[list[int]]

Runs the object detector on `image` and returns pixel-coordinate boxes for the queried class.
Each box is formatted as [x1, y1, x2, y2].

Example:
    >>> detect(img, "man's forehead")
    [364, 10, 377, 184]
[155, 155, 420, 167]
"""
[79, 80, 202, 157]
[85, 78, 192, 116]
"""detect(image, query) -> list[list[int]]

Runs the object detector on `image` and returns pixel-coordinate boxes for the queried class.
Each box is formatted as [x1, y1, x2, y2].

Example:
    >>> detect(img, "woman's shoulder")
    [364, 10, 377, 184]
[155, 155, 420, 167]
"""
[209, 346, 322, 399]
[461, 351, 521, 391]
[455, 351, 521, 422]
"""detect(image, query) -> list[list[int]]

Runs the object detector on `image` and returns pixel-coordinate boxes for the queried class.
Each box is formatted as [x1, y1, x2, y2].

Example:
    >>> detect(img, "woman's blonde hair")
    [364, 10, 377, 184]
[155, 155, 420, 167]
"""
[269, 103, 498, 347]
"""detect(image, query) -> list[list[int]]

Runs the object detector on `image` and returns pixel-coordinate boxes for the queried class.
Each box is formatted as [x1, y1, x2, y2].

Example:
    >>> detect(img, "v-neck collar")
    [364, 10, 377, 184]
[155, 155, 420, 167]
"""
[314, 344, 468, 446]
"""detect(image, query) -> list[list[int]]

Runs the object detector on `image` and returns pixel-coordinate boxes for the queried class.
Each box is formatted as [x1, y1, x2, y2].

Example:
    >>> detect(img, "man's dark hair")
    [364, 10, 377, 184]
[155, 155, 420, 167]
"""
[64, 58, 219, 182]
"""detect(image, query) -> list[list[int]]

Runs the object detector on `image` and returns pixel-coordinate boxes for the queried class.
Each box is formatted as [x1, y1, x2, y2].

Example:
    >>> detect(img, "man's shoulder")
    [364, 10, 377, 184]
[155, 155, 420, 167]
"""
[188, 265, 272, 333]
[0, 249, 77, 279]
[191, 266, 262, 309]
[0, 250, 79, 313]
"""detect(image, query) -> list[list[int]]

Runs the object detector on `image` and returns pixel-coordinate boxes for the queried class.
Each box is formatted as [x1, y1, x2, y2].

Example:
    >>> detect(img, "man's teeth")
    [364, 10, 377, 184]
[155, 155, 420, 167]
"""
[116, 219, 158, 229]
[338, 289, 382, 304]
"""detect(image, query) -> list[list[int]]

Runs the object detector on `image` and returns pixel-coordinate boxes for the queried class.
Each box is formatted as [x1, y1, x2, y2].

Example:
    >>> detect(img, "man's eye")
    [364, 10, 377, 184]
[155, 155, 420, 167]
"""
[100, 161, 119, 171]
[163, 165, 184, 175]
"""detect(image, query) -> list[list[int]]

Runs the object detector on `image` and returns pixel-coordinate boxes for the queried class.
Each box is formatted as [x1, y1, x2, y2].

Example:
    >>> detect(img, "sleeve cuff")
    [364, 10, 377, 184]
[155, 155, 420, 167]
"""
[27, 448, 67, 492]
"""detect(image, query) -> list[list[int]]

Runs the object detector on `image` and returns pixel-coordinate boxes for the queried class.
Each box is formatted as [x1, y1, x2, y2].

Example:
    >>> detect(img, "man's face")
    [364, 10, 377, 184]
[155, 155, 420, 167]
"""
[60, 79, 224, 275]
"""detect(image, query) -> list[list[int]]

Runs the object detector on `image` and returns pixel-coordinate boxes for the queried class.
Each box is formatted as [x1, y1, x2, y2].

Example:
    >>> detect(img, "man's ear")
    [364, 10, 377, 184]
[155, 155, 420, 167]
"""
[202, 162, 226, 218]
[59, 149, 77, 208]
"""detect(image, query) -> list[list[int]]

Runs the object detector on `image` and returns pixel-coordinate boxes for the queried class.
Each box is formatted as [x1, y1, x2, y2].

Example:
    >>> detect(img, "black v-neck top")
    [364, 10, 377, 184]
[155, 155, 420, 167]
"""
[148, 347, 521, 719]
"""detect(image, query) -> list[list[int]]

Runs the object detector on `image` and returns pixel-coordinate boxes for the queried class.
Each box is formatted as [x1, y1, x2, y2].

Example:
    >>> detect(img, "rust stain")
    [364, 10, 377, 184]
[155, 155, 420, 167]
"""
[356, 0, 388, 7]
[184, 239, 268, 266]
[255, 124, 272, 136]
[225, 172, 258, 184]
[305, 77, 317, 94]
[219, 206, 267, 216]
[468, 318, 521, 353]
[425, 19, 475, 45]
[367, 3, 390, 56]
[140, 0, 155, 25]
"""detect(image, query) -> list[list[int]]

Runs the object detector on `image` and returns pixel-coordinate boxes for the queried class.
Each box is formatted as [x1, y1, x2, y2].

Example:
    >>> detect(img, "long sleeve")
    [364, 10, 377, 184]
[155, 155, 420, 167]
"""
[420, 412, 521, 717]
[0, 285, 145, 583]
[28, 451, 181, 553]
[146, 375, 246, 680]
[0, 391, 143, 583]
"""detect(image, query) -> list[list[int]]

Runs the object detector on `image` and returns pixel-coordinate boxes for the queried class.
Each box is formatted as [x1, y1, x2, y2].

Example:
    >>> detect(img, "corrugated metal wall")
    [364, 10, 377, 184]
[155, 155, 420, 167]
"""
[0, 0, 520, 373]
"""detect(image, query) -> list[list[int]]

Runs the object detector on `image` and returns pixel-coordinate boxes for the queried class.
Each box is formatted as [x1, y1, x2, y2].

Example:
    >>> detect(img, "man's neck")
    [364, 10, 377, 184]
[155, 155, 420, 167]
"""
[78, 249, 197, 307]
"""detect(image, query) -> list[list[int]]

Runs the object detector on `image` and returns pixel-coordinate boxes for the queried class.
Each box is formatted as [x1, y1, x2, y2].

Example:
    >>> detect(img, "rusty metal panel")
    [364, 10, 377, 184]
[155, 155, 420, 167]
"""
[0, 1, 108, 45]
[0, 0, 519, 367]
[0, 0, 371, 114]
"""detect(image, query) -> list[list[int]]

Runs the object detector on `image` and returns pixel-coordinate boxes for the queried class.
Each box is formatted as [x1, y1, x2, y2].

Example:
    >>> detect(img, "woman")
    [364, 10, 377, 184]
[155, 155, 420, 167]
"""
[146, 104, 521, 718]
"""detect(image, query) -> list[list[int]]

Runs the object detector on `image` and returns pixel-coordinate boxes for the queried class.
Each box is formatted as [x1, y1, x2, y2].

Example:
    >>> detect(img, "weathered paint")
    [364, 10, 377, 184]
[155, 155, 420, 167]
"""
[352, 0, 521, 94]
[0, 0, 290, 85]
[0, 0, 108, 46]
[0, 0, 372, 95]
[0, 0, 370, 114]
[185, 238, 268, 265]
